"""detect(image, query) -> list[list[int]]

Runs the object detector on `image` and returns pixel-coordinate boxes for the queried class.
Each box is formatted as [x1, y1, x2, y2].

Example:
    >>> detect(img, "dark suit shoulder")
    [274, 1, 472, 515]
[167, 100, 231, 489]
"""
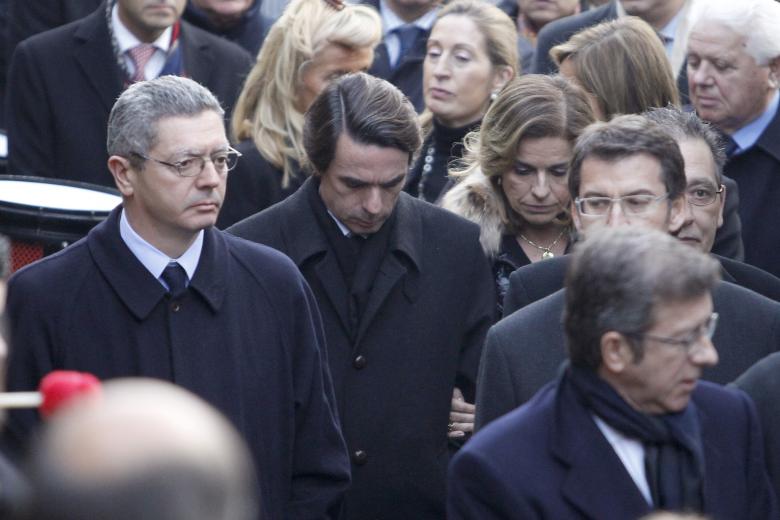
[180, 19, 252, 63]
[532, 2, 616, 73]
[408, 195, 482, 242]
[221, 228, 303, 283]
[492, 288, 565, 337]
[717, 255, 780, 302]
[7, 238, 92, 296]
[734, 352, 780, 390]
[503, 256, 569, 316]
[470, 382, 557, 453]
[226, 187, 298, 246]
[11, 6, 93, 52]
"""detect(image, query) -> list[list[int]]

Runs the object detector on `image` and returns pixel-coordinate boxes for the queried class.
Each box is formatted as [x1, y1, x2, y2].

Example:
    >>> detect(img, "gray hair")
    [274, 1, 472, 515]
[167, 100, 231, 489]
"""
[564, 226, 721, 370]
[0, 235, 9, 279]
[107, 76, 225, 168]
[690, 0, 780, 65]
[568, 114, 686, 201]
[643, 106, 726, 184]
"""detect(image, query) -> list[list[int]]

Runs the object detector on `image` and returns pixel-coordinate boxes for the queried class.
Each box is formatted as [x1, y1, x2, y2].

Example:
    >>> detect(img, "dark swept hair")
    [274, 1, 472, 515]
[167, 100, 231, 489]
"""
[643, 106, 726, 183]
[568, 114, 686, 200]
[564, 226, 720, 370]
[302, 72, 422, 175]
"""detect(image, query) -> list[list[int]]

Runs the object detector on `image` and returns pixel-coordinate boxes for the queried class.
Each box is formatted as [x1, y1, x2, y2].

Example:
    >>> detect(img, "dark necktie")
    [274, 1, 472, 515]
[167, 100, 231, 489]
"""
[161, 262, 188, 299]
[722, 134, 739, 158]
[393, 25, 421, 69]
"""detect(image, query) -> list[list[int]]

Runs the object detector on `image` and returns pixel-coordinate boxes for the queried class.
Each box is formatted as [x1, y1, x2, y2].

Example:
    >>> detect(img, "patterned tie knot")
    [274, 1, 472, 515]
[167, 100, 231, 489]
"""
[161, 262, 188, 299]
[127, 43, 156, 83]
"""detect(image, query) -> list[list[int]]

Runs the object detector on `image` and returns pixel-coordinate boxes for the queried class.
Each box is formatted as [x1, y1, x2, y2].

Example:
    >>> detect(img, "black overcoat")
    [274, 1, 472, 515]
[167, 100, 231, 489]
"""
[4, 208, 351, 520]
[6, 4, 253, 186]
[454, 375, 777, 519]
[229, 178, 495, 519]
[724, 106, 780, 277]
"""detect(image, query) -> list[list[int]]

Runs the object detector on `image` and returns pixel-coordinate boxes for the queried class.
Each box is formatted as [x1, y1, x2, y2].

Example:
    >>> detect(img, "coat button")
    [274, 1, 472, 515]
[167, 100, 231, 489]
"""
[171, 302, 181, 312]
[352, 449, 368, 465]
[353, 355, 367, 369]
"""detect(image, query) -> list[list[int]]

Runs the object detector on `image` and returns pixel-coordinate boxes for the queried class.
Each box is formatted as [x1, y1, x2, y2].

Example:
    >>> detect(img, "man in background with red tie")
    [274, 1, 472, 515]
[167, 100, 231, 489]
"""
[5, 0, 252, 187]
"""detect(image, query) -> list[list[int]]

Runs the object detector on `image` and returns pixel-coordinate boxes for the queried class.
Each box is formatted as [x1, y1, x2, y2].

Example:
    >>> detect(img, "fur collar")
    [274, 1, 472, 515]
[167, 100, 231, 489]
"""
[440, 169, 507, 258]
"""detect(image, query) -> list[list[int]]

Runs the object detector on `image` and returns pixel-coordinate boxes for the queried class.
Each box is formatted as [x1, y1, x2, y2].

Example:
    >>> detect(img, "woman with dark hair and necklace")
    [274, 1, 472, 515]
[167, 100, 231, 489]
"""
[404, 0, 517, 203]
[442, 74, 595, 314]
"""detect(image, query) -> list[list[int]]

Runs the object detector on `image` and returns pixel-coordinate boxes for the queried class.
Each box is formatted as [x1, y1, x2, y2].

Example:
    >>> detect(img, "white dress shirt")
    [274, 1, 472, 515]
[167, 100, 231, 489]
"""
[111, 3, 172, 81]
[593, 415, 654, 506]
[119, 209, 203, 289]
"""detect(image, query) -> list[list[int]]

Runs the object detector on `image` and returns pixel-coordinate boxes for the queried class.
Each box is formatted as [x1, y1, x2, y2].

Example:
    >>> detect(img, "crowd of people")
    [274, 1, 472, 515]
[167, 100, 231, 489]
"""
[1, 0, 780, 518]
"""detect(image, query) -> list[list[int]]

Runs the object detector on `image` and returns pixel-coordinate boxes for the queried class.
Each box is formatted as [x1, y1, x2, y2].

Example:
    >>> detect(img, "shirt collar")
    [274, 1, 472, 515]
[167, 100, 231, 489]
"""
[731, 90, 780, 154]
[379, 0, 438, 36]
[111, 3, 172, 54]
[119, 209, 203, 281]
[616, 1, 683, 56]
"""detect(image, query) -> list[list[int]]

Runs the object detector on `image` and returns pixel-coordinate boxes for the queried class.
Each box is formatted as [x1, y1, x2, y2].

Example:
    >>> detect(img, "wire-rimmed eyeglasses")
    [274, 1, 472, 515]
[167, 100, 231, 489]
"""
[131, 147, 242, 177]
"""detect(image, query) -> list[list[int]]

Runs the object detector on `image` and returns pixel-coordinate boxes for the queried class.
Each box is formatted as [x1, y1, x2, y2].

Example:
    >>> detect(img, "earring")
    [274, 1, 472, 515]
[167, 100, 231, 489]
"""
[490, 90, 500, 102]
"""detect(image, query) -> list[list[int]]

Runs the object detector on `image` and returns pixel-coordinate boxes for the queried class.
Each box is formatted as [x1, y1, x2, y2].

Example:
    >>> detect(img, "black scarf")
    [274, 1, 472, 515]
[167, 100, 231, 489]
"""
[307, 179, 395, 337]
[566, 364, 705, 512]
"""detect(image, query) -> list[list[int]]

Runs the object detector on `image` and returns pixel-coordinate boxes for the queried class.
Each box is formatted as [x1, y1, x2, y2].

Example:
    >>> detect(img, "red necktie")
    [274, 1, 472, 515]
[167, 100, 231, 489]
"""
[127, 44, 156, 83]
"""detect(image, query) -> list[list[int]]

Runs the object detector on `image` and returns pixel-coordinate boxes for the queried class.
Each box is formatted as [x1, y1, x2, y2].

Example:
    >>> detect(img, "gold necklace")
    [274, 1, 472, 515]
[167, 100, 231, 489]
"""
[518, 229, 566, 260]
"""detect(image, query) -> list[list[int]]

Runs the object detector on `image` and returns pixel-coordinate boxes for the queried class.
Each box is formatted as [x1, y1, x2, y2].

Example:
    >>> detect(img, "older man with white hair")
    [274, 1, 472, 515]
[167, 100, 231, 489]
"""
[687, 0, 780, 277]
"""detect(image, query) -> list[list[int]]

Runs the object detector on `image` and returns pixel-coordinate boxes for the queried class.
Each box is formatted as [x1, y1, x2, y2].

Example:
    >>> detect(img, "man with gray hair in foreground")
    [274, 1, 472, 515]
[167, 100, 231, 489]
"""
[449, 227, 777, 518]
[24, 379, 257, 520]
[4, 75, 350, 519]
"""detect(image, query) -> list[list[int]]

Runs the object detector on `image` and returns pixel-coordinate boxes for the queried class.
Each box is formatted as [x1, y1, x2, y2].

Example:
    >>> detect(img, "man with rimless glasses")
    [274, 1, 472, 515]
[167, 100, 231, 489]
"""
[450, 227, 778, 519]
[475, 112, 780, 430]
[3, 76, 351, 519]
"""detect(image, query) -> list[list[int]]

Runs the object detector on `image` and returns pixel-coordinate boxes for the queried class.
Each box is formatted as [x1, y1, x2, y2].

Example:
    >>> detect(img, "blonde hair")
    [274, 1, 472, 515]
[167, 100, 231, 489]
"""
[550, 16, 680, 119]
[420, 0, 518, 133]
[452, 75, 594, 233]
[230, 0, 381, 187]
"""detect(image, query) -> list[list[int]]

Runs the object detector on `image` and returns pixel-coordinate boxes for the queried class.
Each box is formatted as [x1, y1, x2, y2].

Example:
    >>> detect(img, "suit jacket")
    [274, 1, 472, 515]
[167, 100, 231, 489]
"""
[503, 251, 780, 317]
[478, 281, 780, 430]
[4, 208, 351, 520]
[733, 352, 780, 504]
[6, 5, 253, 186]
[532, 1, 691, 104]
[453, 375, 778, 519]
[364, 0, 429, 113]
[228, 178, 495, 520]
[723, 103, 780, 277]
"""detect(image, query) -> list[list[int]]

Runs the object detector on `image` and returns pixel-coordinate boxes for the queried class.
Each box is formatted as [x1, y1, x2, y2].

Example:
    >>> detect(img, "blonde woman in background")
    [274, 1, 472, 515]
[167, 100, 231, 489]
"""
[217, 0, 382, 227]
[404, 0, 517, 203]
[551, 16, 680, 119]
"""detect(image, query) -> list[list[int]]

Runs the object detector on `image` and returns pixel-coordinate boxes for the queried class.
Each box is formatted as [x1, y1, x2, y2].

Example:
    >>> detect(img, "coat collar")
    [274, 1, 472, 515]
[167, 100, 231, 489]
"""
[72, 5, 125, 112]
[755, 98, 780, 163]
[279, 177, 423, 273]
[87, 207, 226, 320]
[549, 373, 652, 518]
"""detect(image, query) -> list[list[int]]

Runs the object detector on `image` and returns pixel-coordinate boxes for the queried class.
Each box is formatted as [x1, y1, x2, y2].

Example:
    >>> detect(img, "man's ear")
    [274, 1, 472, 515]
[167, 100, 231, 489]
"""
[667, 195, 686, 235]
[768, 57, 780, 89]
[108, 155, 135, 197]
[600, 331, 632, 375]
[717, 182, 725, 228]
[571, 199, 583, 232]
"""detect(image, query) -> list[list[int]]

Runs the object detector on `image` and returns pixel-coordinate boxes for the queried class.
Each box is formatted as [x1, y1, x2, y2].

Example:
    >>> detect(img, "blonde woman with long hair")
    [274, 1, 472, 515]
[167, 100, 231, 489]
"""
[217, 0, 382, 227]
